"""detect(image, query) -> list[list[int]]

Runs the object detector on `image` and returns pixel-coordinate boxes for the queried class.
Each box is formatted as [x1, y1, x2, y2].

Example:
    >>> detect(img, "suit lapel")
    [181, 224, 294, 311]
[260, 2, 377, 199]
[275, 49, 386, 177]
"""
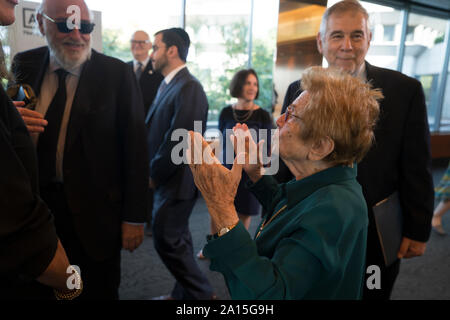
[145, 67, 189, 124]
[32, 49, 50, 97]
[365, 61, 382, 88]
[139, 62, 154, 86]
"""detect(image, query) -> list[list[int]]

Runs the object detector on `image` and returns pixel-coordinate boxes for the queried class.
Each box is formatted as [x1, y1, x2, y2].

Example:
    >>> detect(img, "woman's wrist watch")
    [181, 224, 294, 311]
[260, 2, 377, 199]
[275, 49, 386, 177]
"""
[217, 221, 239, 237]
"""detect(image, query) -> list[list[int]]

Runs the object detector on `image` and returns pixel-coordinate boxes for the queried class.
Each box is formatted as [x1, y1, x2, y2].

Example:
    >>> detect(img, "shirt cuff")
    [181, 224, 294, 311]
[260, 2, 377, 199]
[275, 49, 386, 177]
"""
[123, 221, 145, 226]
[203, 221, 254, 259]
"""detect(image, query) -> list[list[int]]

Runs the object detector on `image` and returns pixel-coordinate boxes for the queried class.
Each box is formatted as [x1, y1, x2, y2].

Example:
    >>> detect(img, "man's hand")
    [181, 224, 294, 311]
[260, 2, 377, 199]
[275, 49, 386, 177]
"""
[14, 102, 47, 133]
[397, 237, 426, 259]
[121, 223, 144, 252]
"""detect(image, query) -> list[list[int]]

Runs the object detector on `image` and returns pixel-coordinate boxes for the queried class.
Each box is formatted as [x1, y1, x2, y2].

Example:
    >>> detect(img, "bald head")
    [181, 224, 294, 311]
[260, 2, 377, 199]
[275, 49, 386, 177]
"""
[40, 0, 92, 21]
[131, 30, 152, 62]
[132, 31, 150, 41]
[37, 0, 92, 70]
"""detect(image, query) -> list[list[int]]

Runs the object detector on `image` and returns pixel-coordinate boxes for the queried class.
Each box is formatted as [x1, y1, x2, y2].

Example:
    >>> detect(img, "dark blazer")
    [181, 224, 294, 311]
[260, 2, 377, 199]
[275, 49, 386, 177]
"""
[279, 61, 434, 243]
[11, 46, 149, 261]
[128, 60, 164, 115]
[0, 87, 58, 281]
[146, 67, 208, 200]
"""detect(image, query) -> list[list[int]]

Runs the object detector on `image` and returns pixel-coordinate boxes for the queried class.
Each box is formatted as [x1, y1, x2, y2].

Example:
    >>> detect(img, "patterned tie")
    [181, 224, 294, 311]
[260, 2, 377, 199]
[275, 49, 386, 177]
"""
[37, 68, 69, 186]
[136, 62, 143, 80]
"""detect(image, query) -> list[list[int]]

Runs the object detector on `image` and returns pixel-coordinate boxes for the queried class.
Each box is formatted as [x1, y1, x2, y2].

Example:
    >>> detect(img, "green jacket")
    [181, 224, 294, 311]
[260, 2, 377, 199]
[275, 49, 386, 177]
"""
[203, 165, 368, 300]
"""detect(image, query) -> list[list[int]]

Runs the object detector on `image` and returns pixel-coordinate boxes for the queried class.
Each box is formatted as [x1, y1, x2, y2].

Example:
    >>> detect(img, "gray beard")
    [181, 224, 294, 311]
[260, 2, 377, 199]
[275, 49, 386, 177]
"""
[47, 36, 91, 70]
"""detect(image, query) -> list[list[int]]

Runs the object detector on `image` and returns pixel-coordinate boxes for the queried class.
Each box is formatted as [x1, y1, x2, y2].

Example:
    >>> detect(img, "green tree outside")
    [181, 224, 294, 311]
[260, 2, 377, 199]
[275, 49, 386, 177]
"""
[102, 28, 133, 62]
[101, 22, 276, 122]
[187, 18, 275, 121]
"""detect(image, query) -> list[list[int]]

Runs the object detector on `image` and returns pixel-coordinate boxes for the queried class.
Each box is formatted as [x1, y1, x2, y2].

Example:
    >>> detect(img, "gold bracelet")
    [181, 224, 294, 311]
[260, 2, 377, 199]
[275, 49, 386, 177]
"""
[54, 269, 83, 300]
[217, 220, 239, 237]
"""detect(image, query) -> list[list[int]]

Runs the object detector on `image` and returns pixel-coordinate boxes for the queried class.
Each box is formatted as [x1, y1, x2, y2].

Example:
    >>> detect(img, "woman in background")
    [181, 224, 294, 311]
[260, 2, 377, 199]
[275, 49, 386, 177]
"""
[218, 69, 274, 229]
[197, 69, 273, 260]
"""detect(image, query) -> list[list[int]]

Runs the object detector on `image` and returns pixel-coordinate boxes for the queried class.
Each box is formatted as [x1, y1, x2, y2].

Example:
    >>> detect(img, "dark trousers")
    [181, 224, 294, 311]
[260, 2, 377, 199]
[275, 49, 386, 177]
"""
[363, 222, 401, 300]
[152, 192, 213, 300]
[41, 184, 121, 300]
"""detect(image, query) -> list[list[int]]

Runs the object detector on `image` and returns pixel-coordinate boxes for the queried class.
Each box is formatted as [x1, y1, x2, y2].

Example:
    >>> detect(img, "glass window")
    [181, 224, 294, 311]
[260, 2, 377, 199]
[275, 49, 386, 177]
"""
[86, 0, 182, 62]
[185, 0, 252, 122]
[401, 13, 447, 129]
[250, 0, 279, 114]
[6, 0, 183, 63]
[383, 25, 396, 41]
[441, 66, 450, 132]
[273, 2, 325, 118]
[360, 1, 402, 70]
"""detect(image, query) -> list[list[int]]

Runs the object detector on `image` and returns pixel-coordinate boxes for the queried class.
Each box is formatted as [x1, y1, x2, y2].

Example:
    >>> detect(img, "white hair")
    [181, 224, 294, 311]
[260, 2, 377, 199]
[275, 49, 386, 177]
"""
[319, 0, 371, 40]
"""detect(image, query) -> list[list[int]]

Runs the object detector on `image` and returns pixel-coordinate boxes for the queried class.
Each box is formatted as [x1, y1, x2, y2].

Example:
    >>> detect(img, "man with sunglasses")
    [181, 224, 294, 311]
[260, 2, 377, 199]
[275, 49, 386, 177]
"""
[10, 0, 148, 299]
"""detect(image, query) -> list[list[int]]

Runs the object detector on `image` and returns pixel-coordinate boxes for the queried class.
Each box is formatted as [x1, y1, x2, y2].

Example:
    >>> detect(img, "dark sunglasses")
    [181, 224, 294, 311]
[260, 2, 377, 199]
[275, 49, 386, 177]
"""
[6, 84, 38, 110]
[284, 105, 302, 122]
[42, 13, 95, 34]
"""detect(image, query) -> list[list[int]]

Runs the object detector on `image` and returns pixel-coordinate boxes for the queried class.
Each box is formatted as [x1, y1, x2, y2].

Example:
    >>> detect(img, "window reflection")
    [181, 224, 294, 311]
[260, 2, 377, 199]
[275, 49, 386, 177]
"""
[185, 0, 252, 123]
[185, 0, 278, 122]
[402, 13, 447, 129]
[360, 1, 402, 70]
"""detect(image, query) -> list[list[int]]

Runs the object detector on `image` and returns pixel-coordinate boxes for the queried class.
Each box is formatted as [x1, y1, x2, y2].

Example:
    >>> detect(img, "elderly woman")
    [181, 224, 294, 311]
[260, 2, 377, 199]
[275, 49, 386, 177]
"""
[188, 66, 382, 300]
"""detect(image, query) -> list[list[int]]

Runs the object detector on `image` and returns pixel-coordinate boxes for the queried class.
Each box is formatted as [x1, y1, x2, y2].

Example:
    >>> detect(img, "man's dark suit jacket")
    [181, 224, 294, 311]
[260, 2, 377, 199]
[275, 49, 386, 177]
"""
[11, 46, 149, 261]
[128, 60, 164, 115]
[146, 67, 208, 201]
[280, 61, 434, 245]
[0, 86, 58, 282]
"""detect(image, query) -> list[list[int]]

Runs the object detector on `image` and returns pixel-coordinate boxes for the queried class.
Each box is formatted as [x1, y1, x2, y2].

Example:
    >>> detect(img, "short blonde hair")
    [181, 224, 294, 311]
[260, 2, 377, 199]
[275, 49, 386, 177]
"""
[299, 66, 382, 165]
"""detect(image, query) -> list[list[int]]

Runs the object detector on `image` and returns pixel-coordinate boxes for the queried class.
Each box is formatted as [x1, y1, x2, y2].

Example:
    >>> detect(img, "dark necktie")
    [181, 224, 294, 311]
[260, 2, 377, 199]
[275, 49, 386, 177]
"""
[37, 68, 69, 186]
[136, 62, 143, 80]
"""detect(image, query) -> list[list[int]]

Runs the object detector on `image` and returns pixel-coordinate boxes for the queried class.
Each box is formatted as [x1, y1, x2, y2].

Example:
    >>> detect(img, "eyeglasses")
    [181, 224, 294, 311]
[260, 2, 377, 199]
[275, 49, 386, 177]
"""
[131, 40, 150, 46]
[6, 84, 38, 110]
[42, 13, 95, 34]
[284, 105, 303, 122]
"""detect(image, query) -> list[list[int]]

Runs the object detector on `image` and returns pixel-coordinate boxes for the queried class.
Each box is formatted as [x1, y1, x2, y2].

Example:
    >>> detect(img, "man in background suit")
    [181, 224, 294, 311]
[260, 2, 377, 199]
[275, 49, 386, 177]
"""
[128, 30, 164, 237]
[146, 28, 214, 300]
[128, 30, 164, 115]
[11, 0, 148, 299]
[277, 0, 434, 300]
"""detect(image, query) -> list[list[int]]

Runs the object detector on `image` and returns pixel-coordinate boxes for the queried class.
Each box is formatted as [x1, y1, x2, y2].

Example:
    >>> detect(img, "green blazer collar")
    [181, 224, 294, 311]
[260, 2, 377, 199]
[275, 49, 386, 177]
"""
[284, 165, 358, 209]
